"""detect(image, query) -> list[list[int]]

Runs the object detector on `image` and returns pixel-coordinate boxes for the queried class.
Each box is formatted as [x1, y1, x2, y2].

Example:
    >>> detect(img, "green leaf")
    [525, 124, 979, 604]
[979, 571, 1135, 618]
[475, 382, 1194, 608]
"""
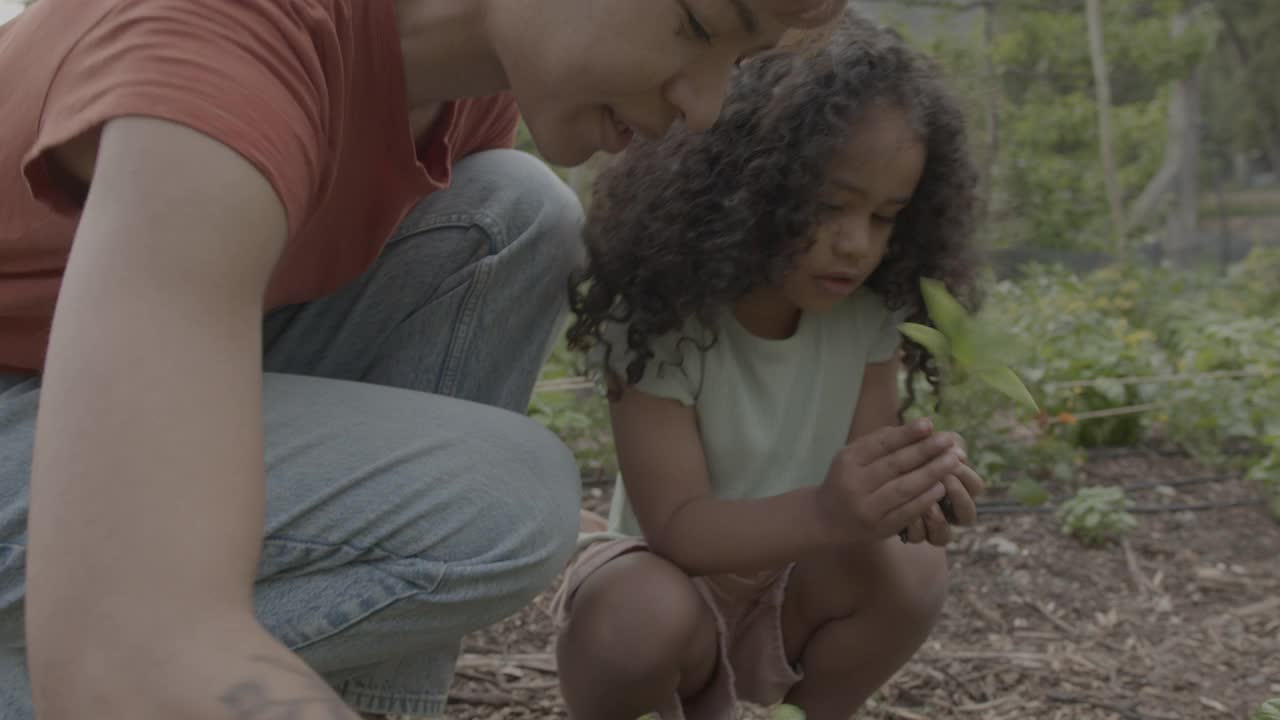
[1254, 698, 1280, 720]
[899, 322, 950, 360]
[974, 366, 1040, 413]
[920, 278, 969, 342]
[1010, 477, 1051, 506]
[771, 705, 807, 720]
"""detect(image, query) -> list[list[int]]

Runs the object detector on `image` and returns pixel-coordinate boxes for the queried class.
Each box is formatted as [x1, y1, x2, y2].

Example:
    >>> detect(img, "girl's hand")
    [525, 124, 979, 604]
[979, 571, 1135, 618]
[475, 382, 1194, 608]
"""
[815, 419, 963, 546]
[901, 439, 985, 547]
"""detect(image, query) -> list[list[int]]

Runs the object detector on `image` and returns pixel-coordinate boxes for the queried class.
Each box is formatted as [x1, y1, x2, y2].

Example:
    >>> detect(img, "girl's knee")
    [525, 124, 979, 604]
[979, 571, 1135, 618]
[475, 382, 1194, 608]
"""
[883, 545, 949, 627]
[560, 553, 711, 679]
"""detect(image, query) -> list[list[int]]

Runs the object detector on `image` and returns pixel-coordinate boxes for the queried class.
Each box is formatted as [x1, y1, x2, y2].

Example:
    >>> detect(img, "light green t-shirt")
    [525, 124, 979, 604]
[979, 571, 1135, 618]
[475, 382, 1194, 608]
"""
[590, 287, 906, 541]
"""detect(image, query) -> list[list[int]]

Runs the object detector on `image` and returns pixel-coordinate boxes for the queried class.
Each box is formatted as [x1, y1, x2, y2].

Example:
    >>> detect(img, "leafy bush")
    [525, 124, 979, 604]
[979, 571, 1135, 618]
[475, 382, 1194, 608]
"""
[1058, 486, 1137, 545]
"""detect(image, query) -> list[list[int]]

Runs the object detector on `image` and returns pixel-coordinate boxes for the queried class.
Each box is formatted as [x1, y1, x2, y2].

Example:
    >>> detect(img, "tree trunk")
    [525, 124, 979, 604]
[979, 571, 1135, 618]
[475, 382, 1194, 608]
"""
[981, 0, 1000, 226]
[1085, 0, 1124, 253]
[1165, 9, 1203, 264]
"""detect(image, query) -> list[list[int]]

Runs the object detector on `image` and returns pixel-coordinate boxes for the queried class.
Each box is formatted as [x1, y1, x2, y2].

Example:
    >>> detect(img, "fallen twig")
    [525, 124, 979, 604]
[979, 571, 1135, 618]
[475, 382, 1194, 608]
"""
[1121, 537, 1155, 596]
[1046, 691, 1147, 720]
[447, 689, 519, 706]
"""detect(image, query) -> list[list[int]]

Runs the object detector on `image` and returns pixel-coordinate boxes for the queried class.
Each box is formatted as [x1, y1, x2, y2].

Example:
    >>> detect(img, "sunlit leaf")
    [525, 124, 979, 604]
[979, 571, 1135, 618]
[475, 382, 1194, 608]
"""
[772, 704, 807, 720]
[974, 366, 1039, 412]
[920, 277, 969, 342]
[899, 322, 950, 360]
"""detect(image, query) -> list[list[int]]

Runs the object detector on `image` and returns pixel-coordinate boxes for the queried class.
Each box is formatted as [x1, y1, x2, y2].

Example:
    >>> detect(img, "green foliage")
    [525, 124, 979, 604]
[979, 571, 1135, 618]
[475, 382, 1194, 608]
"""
[771, 704, 806, 720]
[888, 1, 1228, 251]
[1010, 476, 1051, 507]
[1058, 486, 1137, 545]
[1246, 438, 1280, 523]
[902, 278, 1038, 413]
[527, 338, 615, 475]
[1254, 697, 1280, 720]
[902, 260, 1274, 496]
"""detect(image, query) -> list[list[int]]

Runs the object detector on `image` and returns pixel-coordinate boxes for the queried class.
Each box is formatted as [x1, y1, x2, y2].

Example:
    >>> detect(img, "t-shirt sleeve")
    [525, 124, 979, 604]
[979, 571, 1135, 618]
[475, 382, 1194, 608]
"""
[22, 0, 333, 233]
[453, 94, 520, 157]
[591, 321, 706, 406]
[867, 294, 910, 364]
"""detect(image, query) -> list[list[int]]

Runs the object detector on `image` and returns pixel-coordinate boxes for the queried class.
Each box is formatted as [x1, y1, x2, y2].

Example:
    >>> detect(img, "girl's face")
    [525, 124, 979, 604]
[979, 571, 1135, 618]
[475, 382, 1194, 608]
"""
[490, 0, 840, 167]
[780, 102, 925, 314]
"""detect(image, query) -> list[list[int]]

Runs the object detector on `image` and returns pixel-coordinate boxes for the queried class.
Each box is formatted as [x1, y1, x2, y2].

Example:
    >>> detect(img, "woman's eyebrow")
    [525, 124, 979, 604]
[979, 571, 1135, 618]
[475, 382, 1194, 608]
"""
[727, 0, 760, 34]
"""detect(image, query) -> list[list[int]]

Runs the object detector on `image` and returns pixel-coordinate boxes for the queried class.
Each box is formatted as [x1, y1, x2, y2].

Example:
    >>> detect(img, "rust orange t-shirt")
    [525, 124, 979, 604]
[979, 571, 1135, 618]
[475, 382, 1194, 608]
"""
[0, 0, 520, 373]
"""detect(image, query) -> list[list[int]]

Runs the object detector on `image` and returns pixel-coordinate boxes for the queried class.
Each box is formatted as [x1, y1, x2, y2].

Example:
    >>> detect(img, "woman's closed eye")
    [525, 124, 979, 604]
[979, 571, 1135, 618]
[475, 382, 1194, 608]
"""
[684, 5, 713, 43]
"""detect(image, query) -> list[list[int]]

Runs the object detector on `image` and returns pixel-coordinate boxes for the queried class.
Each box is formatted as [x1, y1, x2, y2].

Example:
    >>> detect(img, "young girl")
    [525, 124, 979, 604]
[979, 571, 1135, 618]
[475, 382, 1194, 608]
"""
[556, 11, 985, 720]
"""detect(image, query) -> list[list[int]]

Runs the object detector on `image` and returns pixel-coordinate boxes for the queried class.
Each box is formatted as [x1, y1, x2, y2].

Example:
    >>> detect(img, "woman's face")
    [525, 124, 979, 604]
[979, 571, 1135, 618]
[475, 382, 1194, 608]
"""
[491, 0, 842, 166]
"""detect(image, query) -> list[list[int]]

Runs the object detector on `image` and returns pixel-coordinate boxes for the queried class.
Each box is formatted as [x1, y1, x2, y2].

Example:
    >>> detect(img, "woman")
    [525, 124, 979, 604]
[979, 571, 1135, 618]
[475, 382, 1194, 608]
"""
[0, 0, 842, 718]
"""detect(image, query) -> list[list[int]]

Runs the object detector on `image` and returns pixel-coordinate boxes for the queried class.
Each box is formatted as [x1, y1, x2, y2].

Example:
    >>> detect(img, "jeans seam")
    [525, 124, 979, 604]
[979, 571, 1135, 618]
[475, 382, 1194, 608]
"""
[337, 683, 448, 717]
[390, 211, 506, 254]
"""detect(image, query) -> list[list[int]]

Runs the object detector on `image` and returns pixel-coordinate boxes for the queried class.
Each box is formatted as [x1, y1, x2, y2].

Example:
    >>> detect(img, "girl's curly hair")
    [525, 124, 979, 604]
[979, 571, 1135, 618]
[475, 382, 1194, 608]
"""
[567, 8, 981, 415]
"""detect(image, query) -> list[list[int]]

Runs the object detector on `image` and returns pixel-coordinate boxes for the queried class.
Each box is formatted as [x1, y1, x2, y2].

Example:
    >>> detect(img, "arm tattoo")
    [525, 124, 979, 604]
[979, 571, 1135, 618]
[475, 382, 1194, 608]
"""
[219, 654, 353, 720]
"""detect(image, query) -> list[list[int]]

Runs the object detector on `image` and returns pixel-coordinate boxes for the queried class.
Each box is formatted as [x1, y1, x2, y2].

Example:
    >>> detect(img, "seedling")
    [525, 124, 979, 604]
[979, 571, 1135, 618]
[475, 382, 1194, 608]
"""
[1057, 486, 1136, 545]
[1254, 698, 1280, 720]
[899, 278, 1039, 414]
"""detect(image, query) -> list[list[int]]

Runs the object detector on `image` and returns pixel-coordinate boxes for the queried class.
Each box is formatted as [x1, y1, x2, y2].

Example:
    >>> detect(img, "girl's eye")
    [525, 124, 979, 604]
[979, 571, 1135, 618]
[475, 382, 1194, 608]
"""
[687, 9, 713, 43]
[872, 214, 898, 225]
[818, 202, 844, 213]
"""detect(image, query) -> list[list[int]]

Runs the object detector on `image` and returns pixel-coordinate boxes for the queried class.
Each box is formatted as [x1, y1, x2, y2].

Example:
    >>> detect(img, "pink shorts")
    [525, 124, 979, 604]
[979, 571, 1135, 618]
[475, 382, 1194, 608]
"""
[553, 538, 803, 720]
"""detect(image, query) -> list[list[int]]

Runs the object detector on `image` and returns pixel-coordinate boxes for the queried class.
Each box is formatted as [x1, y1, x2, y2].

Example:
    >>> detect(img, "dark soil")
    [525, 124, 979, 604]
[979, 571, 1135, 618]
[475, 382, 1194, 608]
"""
[436, 450, 1279, 720]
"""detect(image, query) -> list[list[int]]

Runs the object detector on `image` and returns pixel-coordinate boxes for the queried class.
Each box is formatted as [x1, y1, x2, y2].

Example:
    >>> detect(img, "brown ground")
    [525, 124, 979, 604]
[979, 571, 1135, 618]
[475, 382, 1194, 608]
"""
[438, 450, 1279, 720]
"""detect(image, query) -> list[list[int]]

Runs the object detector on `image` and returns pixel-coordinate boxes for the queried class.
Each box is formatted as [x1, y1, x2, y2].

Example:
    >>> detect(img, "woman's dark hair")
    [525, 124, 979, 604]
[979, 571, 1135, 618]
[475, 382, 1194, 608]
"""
[567, 7, 981, 414]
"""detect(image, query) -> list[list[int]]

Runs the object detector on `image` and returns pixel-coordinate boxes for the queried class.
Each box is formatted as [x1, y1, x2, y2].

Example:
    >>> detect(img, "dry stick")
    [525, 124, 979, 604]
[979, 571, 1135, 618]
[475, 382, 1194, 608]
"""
[447, 689, 520, 706]
[1120, 537, 1155, 596]
[1024, 599, 1079, 635]
[1045, 692, 1148, 720]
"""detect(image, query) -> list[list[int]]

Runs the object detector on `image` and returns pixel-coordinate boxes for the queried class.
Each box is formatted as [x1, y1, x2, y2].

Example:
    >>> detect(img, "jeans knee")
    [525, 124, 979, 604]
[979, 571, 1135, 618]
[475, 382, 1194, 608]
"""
[455, 149, 585, 279]
[464, 411, 580, 616]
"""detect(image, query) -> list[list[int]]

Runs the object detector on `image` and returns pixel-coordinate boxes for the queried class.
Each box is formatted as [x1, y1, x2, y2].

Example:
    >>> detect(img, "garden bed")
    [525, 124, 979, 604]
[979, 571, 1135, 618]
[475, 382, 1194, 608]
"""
[441, 449, 1279, 720]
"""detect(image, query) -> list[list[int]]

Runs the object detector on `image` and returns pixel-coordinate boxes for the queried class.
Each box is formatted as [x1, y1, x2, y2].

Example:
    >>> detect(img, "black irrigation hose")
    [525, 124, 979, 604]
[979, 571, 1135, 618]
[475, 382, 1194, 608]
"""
[977, 473, 1243, 513]
[976, 497, 1266, 516]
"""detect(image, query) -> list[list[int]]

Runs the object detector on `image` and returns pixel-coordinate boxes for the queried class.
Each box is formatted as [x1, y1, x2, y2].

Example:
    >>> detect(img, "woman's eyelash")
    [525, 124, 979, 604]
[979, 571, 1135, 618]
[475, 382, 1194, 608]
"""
[687, 10, 713, 42]
[873, 214, 898, 224]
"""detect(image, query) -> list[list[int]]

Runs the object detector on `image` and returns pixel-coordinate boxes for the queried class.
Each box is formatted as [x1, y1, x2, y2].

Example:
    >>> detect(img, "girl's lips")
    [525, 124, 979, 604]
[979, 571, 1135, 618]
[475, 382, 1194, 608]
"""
[815, 275, 858, 296]
[602, 106, 635, 153]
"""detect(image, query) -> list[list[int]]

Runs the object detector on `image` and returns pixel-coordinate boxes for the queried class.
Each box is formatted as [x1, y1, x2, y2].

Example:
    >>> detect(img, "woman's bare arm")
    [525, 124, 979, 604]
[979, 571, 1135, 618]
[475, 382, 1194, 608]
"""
[26, 116, 357, 720]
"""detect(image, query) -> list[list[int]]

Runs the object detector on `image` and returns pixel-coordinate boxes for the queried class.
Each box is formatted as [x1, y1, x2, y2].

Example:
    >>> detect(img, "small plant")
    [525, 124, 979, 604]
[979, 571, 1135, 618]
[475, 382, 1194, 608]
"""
[772, 704, 806, 720]
[899, 278, 1039, 414]
[1057, 486, 1136, 545]
[1254, 698, 1280, 720]
[1246, 436, 1280, 523]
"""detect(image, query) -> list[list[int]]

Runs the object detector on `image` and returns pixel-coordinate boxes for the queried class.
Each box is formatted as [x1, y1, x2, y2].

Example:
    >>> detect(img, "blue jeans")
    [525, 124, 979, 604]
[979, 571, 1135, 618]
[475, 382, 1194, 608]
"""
[0, 149, 584, 717]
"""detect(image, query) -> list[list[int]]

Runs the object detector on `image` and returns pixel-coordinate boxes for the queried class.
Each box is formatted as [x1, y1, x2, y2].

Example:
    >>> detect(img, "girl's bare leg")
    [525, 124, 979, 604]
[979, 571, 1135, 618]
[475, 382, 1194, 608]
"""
[556, 551, 720, 720]
[780, 540, 948, 719]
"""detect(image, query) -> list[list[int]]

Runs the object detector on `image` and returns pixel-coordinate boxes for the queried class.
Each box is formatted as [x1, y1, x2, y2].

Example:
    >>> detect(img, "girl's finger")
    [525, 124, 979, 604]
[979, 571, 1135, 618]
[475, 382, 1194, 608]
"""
[905, 516, 927, 544]
[923, 504, 952, 546]
[955, 462, 985, 500]
[943, 474, 978, 525]
[885, 482, 946, 539]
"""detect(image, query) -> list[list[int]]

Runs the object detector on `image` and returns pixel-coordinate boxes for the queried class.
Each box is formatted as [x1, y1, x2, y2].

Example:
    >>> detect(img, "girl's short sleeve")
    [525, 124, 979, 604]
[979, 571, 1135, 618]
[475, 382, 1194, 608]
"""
[591, 321, 707, 406]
